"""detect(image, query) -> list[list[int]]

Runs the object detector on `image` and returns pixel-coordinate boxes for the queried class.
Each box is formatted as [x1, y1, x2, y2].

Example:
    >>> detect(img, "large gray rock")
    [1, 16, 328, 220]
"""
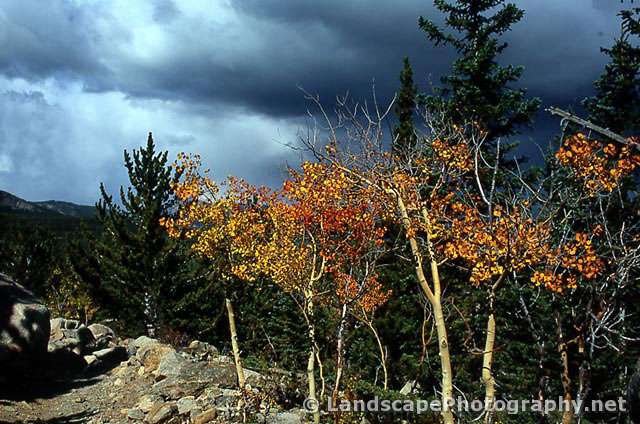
[146, 401, 177, 423]
[0, 274, 50, 362]
[88, 323, 115, 349]
[154, 350, 189, 381]
[152, 360, 238, 400]
[269, 410, 305, 424]
[186, 340, 219, 360]
[48, 320, 95, 355]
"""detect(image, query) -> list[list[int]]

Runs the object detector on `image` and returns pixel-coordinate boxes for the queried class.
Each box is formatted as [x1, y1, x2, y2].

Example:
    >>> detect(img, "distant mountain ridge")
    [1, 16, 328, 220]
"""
[0, 190, 95, 218]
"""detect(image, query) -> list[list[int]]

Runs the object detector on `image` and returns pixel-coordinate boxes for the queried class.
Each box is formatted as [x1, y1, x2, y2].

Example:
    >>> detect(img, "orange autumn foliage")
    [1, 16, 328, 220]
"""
[443, 203, 551, 285]
[278, 162, 390, 312]
[556, 133, 640, 193]
[531, 232, 604, 292]
[163, 156, 390, 312]
[432, 138, 473, 173]
[334, 272, 391, 313]
[160, 153, 271, 282]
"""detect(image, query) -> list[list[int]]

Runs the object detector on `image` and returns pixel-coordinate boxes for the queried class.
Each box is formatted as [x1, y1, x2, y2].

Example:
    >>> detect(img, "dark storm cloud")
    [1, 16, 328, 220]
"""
[110, 0, 449, 117]
[232, 0, 626, 111]
[0, 0, 627, 116]
[152, 0, 181, 23]
[0, 0, 634, 203]
[0, 1, 109, 81]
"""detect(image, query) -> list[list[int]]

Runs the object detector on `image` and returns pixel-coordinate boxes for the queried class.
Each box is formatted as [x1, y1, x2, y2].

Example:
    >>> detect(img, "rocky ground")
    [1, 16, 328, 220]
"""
[0, 318, 307, 424]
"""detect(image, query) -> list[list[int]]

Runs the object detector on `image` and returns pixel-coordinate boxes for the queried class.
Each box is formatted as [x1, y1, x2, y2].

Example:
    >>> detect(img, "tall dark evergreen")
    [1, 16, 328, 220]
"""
[419, 0, 541, 147]
[87, 134, 196, 336]
[393, 57, 418, 156]
[576, 9, 640, 407]
[583, 8, 640, 134]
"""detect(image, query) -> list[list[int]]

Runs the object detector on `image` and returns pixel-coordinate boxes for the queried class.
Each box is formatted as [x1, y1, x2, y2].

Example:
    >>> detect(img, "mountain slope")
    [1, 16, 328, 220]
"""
[33, 200, 95, 218]
[0, 190, 95, 218]
[0, 190, 98, 234]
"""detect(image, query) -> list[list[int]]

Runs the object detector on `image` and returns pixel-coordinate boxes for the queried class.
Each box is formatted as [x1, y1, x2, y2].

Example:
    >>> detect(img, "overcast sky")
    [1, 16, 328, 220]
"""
[0, 0, 632, 204]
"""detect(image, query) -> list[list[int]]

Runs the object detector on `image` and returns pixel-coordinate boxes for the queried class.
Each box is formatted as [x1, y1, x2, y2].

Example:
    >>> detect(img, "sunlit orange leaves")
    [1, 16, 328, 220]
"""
[282, 162, 387, 269]
[440, 200, 605, 292]
[163, 156, 389, 310]
[443, 204, 551, 285]
[432, 138, 473, 173]
[334, 272, 391, 313]
[160, 153, 271, 282]
[531, 232, 604, 292]
[556, 133, 640, 193]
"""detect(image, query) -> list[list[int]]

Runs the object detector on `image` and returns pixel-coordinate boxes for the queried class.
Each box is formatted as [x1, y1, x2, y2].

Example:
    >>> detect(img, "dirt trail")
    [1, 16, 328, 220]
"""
[0, 354, 153, 424]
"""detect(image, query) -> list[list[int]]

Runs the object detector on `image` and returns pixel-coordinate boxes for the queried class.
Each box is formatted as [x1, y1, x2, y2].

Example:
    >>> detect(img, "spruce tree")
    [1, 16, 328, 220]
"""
[419, 0, 541, 147]
[87, 134, 196, 336]
[393, 57, 418, 155]
[583, 8, 640, 134]
[417, 2, 543, 406]
[576, 9, 640, 406]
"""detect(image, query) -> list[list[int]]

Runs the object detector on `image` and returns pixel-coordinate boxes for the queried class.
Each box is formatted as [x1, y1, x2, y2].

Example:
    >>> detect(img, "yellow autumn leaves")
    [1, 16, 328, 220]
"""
[161, 129, 634, 300]
[556, 132, 640, 193]
[162, 157, 391, 312]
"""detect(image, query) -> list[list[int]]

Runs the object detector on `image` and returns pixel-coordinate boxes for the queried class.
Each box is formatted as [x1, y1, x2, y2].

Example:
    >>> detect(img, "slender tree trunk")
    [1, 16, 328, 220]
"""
[560, 345, 573, 424]
[429, 259, 455, 424]
[332, 303, 348, 404]
[555, 310, 573, 424]
[432, 294, 455, 424]
[307, 350, 320, 424]
[331, 303, 349, 423]
[316, 349, 326, 400]
[225, 297, 246, 390]
[396, 196, 455, 424]
[482, 286, 499, 424]
[303, 290, 321, 424]
[482, 312, 496, 424]
[364, 316, 388, 390]
[576, 334, 590, 424]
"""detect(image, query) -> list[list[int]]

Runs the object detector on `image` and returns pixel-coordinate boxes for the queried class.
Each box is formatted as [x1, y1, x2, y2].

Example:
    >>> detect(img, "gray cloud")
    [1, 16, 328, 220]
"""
[0, 1, 109, 81]
[0, 0, 633, 203]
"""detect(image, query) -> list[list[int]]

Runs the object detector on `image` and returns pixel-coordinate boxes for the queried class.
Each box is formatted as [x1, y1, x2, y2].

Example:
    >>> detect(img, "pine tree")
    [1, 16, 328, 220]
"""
[419, 0, 541, 147]
[393, 57, 418, 155]
[583, 8, 640, 134]
[86, 133, 197, 336]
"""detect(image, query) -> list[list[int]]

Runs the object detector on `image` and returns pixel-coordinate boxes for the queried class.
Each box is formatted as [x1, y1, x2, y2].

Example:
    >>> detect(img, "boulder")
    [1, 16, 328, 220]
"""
[0, 274, 50, 362]
[131, 336, 160, 352]
[154, 350, 189, 381]
[48, 322, 95, 355]
[269, 410, 305, 424]
[152, 361, 237, 400]
[93, 346, 127, 361]
[244, 367, 266, 387]
[88, 323, 115, 349]
[86, 346, 128, 372]
[186, 340, 219, 360]
[137, 342, 176, 374]
[193, 408, 217, 424]
[146, 401, 177, 423]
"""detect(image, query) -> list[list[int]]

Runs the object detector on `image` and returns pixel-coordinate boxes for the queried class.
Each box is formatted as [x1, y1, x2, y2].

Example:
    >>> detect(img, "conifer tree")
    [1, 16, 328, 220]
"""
[393, 57, 418, 155]
[419, 0, 541, 147]
[583, 8, 640, 134]
[87, 133, 195, 336]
